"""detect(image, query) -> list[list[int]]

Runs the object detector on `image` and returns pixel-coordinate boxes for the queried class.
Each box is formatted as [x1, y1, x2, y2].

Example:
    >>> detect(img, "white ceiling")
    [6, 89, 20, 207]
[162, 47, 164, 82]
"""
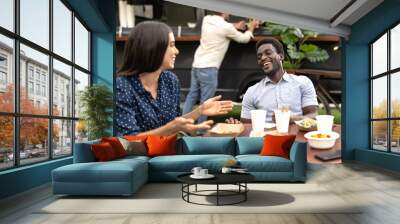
[166, 0, 384, 38]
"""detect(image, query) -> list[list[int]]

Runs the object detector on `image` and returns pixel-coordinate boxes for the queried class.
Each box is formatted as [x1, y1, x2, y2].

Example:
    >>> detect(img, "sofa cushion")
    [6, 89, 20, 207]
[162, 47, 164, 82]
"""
[147, 135, 177, 157]
[91, 142, 118, 162]
[148, 154, 235, 172]
[178, 137, 235, 155]
[101, 137, 127, 158]
[52, 159, 147, 183]
[124, 135, 148, 141]
[236, 155, 293, 172]
[260, 134, 296, 159]
[236, 137, 263, 155]
[118, 138, 147, 156]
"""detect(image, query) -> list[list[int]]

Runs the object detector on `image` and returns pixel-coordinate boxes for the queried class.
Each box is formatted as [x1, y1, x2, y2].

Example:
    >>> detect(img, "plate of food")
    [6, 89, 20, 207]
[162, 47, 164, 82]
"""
[295, 118, 317, 132]
[208, 123, 245, 137]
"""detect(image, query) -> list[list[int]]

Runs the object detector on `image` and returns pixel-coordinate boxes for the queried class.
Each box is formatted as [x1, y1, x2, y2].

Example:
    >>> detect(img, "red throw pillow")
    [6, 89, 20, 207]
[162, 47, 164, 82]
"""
[91, 142, 117, 161]
[146, 135, 177, 157]
[101, 137, 126, 158]
[260, 134, 296, 159]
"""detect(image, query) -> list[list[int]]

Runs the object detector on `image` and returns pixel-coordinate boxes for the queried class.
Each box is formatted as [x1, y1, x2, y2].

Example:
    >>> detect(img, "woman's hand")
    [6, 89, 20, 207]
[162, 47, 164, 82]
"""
[172, 117, 214, 133]
[200, 95, 233, 116]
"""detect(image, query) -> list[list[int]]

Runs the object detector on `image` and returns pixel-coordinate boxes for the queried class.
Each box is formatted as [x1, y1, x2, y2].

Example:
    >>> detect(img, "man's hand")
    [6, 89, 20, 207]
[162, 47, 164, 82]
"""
[233, 21, 247, 31]
[247, 19, 260, 32]
[225, 117, 241, 124]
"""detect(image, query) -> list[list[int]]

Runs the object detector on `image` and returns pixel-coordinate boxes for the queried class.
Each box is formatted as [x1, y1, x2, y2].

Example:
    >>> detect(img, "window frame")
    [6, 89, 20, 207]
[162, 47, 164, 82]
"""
[370, 20, 400, 154]
[0, 0, 92, 171]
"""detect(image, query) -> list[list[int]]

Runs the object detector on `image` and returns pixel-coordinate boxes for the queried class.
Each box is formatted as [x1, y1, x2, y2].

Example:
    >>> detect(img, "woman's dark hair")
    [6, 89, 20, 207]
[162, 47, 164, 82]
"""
[118, 21, 172, 76]
[255, 37, 284, 55]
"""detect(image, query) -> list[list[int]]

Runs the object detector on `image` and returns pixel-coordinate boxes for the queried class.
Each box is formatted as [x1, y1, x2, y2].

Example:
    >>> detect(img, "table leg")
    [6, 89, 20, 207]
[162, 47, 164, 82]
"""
[217, 184, 219, 206]
[245, 183, 247, 201]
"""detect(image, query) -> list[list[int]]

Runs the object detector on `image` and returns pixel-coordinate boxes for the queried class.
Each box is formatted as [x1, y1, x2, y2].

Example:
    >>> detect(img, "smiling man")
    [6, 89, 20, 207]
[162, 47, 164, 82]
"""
[239, 37, 318, 123]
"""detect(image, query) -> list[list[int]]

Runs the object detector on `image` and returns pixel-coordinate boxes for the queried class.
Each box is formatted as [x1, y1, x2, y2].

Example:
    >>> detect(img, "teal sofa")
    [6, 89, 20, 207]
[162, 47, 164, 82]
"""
[52, 137, 307, 196]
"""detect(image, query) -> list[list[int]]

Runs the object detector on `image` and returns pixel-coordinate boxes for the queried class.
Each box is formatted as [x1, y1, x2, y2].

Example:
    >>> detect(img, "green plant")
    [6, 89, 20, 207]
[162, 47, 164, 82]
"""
[79, 84, 113, 140]
[265, 23, 329, 69]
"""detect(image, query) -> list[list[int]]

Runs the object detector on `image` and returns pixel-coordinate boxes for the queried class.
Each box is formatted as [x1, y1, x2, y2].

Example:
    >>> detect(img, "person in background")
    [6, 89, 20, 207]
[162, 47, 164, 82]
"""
[227, 37, 318, 124]
[182, 12, 260, 123]
[116, 21, 233, 136]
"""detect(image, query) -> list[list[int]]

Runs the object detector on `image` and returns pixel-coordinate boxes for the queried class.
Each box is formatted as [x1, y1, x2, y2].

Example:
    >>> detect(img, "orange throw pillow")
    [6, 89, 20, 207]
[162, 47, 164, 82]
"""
[260, 134, 296, 159]
[124, 135, 148, 141]
[91, 142, 117, 161]
[146, 135, 177, 157]
[101, 137, 126, 158]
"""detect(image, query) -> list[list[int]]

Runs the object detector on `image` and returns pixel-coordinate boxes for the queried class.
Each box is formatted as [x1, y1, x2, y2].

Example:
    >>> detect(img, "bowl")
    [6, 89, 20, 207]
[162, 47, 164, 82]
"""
[208, 123, 244, 137]
[304, 131, 340, 149]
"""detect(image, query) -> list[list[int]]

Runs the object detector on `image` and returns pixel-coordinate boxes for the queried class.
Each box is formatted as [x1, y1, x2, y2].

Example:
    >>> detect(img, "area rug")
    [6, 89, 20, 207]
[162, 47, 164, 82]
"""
[38, 183, 361, 214]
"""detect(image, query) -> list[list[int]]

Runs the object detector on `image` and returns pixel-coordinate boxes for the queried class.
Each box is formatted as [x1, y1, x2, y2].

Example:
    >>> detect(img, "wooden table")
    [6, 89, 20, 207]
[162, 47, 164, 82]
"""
[240, 124, 342, 164]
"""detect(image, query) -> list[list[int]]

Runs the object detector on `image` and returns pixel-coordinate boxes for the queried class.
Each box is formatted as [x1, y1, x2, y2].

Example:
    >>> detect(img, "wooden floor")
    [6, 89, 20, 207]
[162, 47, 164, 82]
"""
[1, 162, 400, 224]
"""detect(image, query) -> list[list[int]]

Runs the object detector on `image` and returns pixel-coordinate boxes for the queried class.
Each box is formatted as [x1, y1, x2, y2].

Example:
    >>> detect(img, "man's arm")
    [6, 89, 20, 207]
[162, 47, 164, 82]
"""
[295, 76, 319, 122]
[291, 105, 318, 122]
[225, 20, 259, 43]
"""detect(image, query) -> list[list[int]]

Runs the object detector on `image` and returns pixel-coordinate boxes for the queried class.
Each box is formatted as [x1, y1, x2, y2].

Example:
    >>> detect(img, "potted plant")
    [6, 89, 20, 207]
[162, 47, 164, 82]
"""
[265, 22, 330, 69]
[79, 84, 113, 140]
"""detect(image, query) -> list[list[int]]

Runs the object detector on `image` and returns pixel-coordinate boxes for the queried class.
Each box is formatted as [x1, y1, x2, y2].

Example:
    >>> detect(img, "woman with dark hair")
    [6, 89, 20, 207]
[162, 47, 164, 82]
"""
[116, 21, 233, 136]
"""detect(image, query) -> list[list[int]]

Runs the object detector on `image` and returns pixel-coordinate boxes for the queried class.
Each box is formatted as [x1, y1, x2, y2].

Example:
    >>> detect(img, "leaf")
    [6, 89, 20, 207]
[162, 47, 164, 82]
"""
[304, 48, 329, 63]
[293, 28, 304, 38]
[283, 61, 301, 69]
[281, 33, 298, 46]
[303, 30, 319, 38]
[300, 44, 318, 53]
[265, 22, 288, 35]
[287, 44, 305, 60]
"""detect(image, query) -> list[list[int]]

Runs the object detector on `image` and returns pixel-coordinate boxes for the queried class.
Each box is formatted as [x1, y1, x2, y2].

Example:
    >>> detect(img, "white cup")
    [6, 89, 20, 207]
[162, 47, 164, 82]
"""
[316, 115, 334, 132]
[251, 109, 267, 132]
[191, 167, 202, 176]
[221, 167, 232, 174]
[200, 169, 208, 176]
[274, 109, 291, 133]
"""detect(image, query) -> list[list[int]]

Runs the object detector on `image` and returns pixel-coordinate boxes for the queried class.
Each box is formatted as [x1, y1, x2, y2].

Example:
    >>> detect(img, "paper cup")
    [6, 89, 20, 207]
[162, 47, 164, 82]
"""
[251, 110, 267, 132]
[316, 115, 334, 132]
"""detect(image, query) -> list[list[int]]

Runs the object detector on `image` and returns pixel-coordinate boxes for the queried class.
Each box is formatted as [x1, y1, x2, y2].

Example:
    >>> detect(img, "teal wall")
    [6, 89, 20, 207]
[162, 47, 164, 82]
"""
[0, 0, 116, 200]
[0, 158, 72, 199]
[343, 0, 400, 171]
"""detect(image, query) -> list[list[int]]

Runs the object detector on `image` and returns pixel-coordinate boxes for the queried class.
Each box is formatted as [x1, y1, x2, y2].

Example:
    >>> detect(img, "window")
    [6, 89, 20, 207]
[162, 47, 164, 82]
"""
[75, 18, 89, 70]
[41, 73, 46, 83]
[35, 83, 40, 95]
[35, 70, 41, 81]
[42, 85, 46, 97]
[0, 0, 14, 32]
[0, 35, 13, 113]
[20, 0, 49, 49]
[0, 54, 7, 86]
[0, 0, 91, 170]
[371, 23, 400, 154]
[0, 71, 6, 85]
[28, 67, 34, 80]
[28, 81, 34, 94]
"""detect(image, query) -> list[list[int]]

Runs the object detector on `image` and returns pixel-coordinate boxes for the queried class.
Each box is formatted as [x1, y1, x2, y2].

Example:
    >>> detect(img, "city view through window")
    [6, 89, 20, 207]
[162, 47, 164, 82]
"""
[371, 23, 400, 154]
[0, 0, 91, 170]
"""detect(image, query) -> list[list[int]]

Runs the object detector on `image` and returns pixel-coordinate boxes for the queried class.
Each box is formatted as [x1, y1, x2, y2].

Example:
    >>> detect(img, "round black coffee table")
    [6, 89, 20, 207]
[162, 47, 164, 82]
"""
[177, 173, 255, 206]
